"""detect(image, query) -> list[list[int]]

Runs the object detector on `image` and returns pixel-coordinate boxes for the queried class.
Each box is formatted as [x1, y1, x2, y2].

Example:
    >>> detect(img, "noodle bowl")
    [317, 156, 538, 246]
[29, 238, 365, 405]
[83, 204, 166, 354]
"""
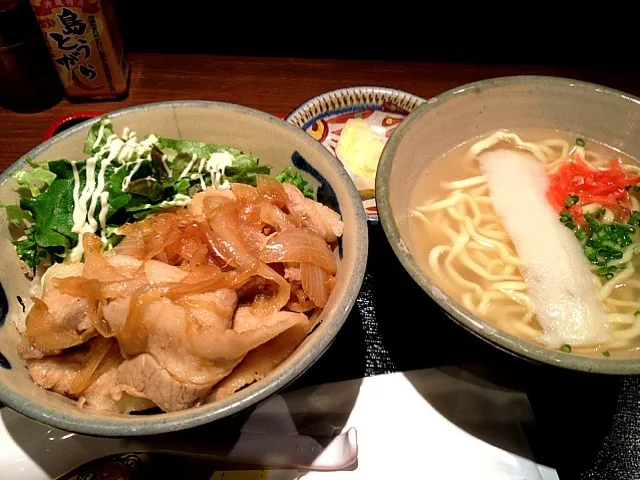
[376, 75, 640, 373]
[409, 130, 640, 357]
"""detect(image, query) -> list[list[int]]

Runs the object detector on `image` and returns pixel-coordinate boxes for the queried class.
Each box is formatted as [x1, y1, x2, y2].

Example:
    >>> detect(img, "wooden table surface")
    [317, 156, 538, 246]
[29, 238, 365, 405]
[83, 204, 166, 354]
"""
[3, 53, 640, 478]
[2, 53, 640, 170]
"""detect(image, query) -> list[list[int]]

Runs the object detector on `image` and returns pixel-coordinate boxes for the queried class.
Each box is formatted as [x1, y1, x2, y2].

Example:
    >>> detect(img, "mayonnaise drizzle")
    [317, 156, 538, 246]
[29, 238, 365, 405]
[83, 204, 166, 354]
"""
[68, 127, 233, 261]
[135, 193, 191, 211]
[161, 154, 172, 178]
[73, 155, 98, 233]
[118, 134, 158, 191]
[87, 151, 115, 231]
[98, 192, 110, 243]
[179, 153, 198, 178]
[69, 155, 98, 262]
[69, 128, 159, 261]
[121, 160, 143, 191]
[205, 151, 234, 189]
[197, 158, 206, 190]
[91, 118, 111, 150]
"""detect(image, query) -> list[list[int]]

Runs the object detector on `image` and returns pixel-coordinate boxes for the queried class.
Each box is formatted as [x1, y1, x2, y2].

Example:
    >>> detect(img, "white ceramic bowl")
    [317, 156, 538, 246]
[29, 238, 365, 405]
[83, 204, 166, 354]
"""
[0, 100, 368, 435]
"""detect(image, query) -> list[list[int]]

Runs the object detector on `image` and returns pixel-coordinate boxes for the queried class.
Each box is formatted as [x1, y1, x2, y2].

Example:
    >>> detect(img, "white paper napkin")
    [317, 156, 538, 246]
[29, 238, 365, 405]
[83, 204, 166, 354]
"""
[0, 365, 559, 480]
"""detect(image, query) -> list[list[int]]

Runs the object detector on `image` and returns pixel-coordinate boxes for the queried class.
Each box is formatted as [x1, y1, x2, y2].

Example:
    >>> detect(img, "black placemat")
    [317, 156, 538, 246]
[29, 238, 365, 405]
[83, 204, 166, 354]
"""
[288, 223, 640, 480]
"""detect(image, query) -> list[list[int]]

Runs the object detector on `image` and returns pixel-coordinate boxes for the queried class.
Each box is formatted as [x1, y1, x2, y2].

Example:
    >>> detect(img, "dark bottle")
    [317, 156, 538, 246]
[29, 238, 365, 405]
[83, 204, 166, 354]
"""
[30, 0, 130, 100]
[0, 0, 63, 112]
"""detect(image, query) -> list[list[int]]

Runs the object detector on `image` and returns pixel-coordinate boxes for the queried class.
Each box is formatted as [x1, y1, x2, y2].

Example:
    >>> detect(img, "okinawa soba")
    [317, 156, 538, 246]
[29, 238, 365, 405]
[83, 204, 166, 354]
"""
[409, 129, 640, 357]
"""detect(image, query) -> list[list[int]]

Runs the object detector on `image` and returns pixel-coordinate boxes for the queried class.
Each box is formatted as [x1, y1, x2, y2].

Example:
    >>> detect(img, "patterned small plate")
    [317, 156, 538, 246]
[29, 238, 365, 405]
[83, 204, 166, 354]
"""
[286, 86, 426, 223]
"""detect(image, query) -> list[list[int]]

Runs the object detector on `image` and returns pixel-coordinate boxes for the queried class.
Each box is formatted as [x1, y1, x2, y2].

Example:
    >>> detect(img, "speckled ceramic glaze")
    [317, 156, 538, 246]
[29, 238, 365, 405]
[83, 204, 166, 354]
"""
[376, 75, 640, 375]
[0, 101, 368, 436]
[286, 86, 426, 223]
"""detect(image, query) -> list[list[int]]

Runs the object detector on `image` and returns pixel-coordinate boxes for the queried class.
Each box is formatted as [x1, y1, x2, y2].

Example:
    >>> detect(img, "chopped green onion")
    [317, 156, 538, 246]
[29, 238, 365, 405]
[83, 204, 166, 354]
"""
[565, 195, 579, 207]
[576, 138, 586, 147]
[582, 213, 636, 272]
[603, 351, 611, 357]
[595, 209, 606, 219]
[597, 264, 620, 280]
[561, 344, 572, 353]
[629, 211, 640, 227]
[563, 210, 640, 277]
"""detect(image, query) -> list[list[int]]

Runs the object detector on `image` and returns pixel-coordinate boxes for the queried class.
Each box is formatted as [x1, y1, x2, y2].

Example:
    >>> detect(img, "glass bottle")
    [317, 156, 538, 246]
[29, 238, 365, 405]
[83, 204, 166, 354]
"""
[29, 0, 130, 100]
[0, 0, 63, 112]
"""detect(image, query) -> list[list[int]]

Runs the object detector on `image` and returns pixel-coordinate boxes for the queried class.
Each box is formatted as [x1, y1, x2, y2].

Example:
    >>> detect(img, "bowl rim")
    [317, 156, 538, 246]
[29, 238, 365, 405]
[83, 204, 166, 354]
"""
[284, 85, 427, 130]
[0, 100, 368, 436]
[376, 74, 640, 375]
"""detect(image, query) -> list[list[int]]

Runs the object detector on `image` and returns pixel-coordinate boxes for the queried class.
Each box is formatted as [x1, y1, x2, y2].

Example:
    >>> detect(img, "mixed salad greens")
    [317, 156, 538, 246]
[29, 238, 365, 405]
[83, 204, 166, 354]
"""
[4, 116, 315, 269]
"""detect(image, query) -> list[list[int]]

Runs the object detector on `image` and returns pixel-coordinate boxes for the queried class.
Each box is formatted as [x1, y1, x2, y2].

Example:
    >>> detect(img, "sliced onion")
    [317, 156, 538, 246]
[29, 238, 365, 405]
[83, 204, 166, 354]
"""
[91, 341, 124, 378]
[112, 234, 146, 259]
[144, 230, 181, 262]
[53, 276, 148, 299]
[164, 264, 256, 298]
[307, 307, 323, 334]
[25, 298, 95, 350]
[250, 262, 291, 315]
[257, 174, 288, 208]
[187, 245, 208, 269]
[231, 183, 259, 205]
[183, 264, 222, 283]
[207, 203, 256, 267]
[227, 185, 262, 227]
[301, 262, 329, 308]
[94, 299, 116, 337]
[288, 285, 315, 312]
[164, 222, 210, 267]
[260, 202, 300, 231]
[235, 276, 267, 301]
[83, 253, 125, 282]
[83, 233, 102, 256]
[201, 195, 235, 217]
[260, 228, 337, 274]
[118, 212, 176, 237]
[326, 275, 336, 296]
[154, 250, 170, 264]
[115, 213, 180, 261]
[116, 283, 163, 355]
[69, 336, 114, 395]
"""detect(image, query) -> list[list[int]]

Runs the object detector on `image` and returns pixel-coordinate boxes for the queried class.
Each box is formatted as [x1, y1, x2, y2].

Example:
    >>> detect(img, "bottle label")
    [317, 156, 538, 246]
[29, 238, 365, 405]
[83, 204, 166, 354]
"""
[30, 0, 129, 98]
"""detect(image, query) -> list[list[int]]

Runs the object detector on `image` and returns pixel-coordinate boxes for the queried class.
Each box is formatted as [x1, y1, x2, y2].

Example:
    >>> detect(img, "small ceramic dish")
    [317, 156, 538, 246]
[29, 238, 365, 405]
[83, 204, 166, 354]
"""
[286, 86, 426, 223]
[0, 100, 368, 436]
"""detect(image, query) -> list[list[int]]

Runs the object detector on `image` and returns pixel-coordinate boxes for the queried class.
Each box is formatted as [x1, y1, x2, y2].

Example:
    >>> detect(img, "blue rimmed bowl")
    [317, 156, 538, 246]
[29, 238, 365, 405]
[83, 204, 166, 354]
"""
[286, 86, 426, 223]
[0, 101, 368, 436]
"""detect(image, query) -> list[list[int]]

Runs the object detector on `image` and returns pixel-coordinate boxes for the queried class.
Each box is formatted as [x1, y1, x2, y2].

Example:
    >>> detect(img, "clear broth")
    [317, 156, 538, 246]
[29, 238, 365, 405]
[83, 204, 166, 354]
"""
[408, 129, 640, 358]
